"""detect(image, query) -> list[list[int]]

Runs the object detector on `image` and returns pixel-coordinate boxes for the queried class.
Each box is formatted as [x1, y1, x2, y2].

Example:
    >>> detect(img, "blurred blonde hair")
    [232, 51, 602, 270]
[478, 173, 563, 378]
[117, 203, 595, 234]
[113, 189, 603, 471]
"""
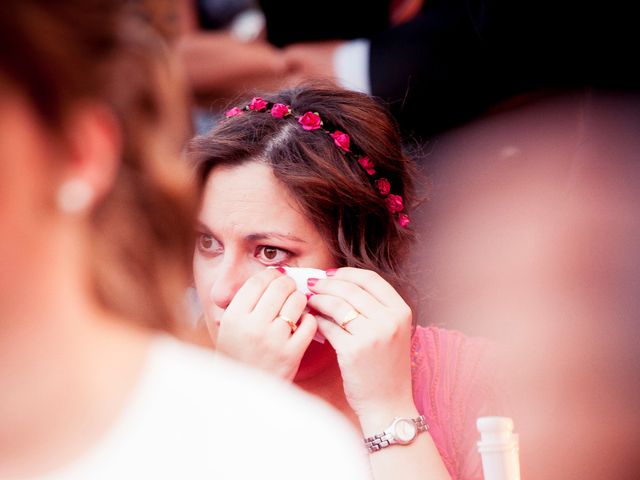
[0, 1, 197, 331]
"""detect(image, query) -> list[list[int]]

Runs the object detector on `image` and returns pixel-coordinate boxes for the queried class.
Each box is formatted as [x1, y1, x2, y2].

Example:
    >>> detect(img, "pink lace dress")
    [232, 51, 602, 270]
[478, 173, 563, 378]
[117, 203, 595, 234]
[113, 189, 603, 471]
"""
[411, 326, 506, 479]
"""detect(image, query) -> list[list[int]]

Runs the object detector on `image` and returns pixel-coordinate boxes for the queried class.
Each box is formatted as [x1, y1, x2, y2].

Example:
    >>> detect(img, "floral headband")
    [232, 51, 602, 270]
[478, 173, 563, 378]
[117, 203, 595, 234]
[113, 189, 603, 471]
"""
[225, 97, 410, 228]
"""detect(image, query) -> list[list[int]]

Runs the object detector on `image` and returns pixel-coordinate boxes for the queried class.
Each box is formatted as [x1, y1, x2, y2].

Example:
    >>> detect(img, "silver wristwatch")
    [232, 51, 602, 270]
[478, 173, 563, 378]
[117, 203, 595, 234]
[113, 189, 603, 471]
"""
[364, 415, 428, 453]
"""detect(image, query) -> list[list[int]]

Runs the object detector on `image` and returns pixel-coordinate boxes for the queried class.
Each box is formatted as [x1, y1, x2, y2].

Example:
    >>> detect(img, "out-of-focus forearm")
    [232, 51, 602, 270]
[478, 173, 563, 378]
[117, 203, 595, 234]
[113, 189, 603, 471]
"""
[175, 33, 287, 97]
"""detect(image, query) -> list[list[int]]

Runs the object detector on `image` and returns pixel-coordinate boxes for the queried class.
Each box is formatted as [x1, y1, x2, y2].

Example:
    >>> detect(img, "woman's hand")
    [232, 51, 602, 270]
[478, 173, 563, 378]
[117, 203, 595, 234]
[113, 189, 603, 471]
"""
[307, 268, 418, 427]
[214, 268, 317, 381]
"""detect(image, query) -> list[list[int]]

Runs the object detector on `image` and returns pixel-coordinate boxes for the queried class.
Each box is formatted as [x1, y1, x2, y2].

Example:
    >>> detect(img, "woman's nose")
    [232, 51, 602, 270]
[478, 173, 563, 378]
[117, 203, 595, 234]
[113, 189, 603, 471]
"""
[209, 257, 253, 310]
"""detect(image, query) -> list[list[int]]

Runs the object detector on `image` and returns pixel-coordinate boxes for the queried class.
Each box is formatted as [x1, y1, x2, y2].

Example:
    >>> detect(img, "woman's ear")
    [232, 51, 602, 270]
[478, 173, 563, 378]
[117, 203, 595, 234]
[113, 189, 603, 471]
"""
[57, 102, 122, 214]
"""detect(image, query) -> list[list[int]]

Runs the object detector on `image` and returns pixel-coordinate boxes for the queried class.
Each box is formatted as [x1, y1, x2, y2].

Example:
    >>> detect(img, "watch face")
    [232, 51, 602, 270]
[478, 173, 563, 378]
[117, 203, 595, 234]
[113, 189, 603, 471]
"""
[393, 419, 418, 444]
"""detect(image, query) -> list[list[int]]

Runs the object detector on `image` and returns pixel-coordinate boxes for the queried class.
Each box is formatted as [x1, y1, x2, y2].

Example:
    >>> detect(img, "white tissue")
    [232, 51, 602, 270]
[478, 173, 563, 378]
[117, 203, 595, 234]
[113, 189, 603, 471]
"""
[280, 267, 328, 343]
[281, 267, 327, 294]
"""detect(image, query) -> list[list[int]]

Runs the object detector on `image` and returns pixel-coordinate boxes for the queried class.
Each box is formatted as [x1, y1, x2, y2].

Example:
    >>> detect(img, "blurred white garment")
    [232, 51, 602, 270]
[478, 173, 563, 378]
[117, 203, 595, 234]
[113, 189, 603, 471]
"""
[333, 39, 371, 94]
[39, 335, 371, 480]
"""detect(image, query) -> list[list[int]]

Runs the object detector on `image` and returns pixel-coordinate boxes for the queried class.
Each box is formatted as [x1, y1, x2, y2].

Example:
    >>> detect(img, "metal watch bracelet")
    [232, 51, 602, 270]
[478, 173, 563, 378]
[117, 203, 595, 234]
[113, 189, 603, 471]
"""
[364, 415, 428, 453]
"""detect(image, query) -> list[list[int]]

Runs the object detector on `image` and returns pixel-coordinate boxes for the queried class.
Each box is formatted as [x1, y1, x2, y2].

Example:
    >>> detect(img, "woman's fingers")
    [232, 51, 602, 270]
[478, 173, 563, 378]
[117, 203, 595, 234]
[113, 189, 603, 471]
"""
[222, 268, 285, 320]
[324, 267, 407, 309]
[307, 278, 381, 319]
[307, 294, 367, 335]
[287, 312, 318, 353]
[316, 315, 351, 350]
[252, 274, 298, 323]
[272, 290, 308, 334]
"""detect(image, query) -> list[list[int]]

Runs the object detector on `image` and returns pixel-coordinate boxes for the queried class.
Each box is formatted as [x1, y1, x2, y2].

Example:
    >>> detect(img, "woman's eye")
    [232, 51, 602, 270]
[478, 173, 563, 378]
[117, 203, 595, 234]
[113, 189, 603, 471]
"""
[256, 246, 290, 264]
[197, 234, 222, 254]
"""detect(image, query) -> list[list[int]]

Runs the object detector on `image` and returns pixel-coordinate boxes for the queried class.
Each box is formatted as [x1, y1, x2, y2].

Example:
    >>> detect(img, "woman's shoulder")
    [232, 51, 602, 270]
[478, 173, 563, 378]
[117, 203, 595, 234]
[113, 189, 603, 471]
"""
[411, 326, 509, 479]
[412, 324, 489, 343]
[411, 325, 496, 370]
[411, 326, 507, 414]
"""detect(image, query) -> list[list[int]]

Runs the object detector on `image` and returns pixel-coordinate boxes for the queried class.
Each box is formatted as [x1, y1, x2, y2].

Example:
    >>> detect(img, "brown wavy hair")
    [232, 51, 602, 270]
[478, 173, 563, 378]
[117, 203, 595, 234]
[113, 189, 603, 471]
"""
[188, 83, 417, 301]
[0, 1, 197, 330]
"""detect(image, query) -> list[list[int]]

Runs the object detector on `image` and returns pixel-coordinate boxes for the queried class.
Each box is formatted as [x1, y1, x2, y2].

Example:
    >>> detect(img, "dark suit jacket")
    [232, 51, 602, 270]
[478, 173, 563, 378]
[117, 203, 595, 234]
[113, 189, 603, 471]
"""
[259, 0, 392, 47]
[369, 0, 636, 137]
[370, 0, 639, 139]
[260, 0, 639, 140]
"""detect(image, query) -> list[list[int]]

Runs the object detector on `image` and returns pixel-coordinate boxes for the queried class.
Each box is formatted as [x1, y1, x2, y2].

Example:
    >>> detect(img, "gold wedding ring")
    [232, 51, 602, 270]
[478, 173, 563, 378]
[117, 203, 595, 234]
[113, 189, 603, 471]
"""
[338, 309, 359, 330]
[276, 314, 297, 334]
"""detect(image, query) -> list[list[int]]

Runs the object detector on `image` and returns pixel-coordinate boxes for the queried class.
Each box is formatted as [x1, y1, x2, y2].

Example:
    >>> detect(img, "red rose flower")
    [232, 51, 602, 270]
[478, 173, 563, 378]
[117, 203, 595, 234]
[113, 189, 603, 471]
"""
[225, 107, 243, 118]
[385, 194, 404, 213]
[398, 213, 411, 227]
[330, 131, 351, 152]
[298, 112, 322, 130]
[375, 178, 391, 195]
[357, 156, 376, 175]
[249, 97, 268, 111]
[271, 103, 290, 118]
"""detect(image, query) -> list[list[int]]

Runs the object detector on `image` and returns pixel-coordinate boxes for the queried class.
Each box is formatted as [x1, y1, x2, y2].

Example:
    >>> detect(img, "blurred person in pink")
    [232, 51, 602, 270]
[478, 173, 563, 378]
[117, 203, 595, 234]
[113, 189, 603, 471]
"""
[189, 82, 508, 480]
[408, 88, 640, 479]
[0, 2, 373, 478]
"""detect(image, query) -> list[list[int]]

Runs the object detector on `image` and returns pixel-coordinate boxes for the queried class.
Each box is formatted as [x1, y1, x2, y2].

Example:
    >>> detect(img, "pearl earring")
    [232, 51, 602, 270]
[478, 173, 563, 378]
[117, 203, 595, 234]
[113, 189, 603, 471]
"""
[56, 179, 94, 214]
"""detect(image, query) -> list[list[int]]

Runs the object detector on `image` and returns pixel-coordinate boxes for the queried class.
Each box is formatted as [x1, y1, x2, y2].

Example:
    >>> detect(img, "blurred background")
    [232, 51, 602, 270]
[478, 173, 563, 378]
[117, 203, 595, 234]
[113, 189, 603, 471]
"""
[133, 0, 639, 139]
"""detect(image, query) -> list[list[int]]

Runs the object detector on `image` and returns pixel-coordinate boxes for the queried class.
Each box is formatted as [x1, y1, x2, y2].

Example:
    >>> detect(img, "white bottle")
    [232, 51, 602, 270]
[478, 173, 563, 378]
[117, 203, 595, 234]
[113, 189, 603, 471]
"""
[476, 416, 521, 480]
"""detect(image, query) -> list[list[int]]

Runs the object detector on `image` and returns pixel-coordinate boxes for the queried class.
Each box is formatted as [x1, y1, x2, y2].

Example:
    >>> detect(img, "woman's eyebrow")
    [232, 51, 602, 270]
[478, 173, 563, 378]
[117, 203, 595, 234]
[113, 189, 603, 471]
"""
[196, 222, 213, 234]
[246, 232, 307, 243]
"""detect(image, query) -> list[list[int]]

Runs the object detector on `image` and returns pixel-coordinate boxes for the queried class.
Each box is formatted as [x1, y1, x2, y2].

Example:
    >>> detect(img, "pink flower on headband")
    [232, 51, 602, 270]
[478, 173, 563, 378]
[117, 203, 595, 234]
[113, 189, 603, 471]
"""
[298, 112, 322, 130]
[375, 178, 391, 195]
[385, 194, 404, 213]
[225, 107, 243, 118]
[249, 97, 268, 111]
[357, 156, 376, 175]
[330, 131, 351, 152]
[225, 101, 410, 228]
[398, 213, 411, 227]
[271, 103, 290, 118]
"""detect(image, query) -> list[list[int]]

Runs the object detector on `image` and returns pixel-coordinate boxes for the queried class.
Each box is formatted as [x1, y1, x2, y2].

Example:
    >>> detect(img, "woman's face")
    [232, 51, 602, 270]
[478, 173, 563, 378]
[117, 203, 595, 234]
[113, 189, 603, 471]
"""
[193, 161, 336, 329]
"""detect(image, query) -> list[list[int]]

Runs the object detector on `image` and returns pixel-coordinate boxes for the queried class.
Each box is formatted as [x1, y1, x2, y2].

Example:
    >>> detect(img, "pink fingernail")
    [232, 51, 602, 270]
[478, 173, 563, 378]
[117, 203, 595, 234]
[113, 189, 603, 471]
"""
[305, 293, 314, 300]
[307, 278, 318, 287]
[275, 267, 286, 274]
[325, 268, 337, 277]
